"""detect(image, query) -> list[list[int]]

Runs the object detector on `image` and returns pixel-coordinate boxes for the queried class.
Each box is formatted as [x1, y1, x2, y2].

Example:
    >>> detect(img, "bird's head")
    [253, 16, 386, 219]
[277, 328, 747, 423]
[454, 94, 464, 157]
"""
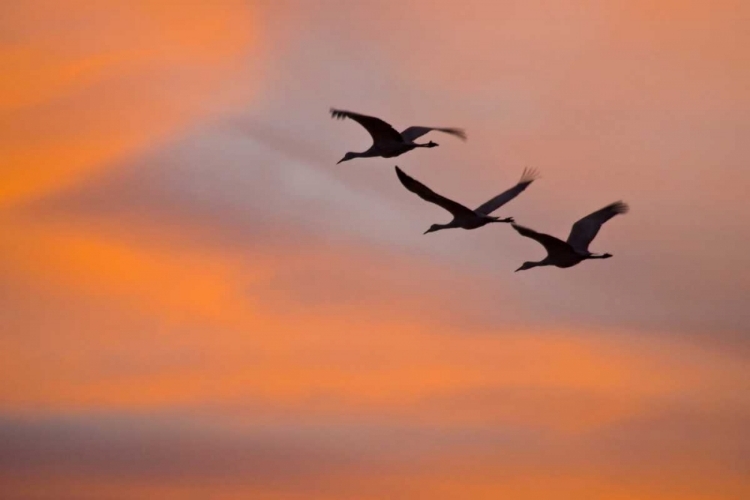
[426, 141, 439, 148]
[601, 253, 613, 259]
[337, 152, 357, 164]
[423, 224, 443, 235]
[515, 261, 539, 272]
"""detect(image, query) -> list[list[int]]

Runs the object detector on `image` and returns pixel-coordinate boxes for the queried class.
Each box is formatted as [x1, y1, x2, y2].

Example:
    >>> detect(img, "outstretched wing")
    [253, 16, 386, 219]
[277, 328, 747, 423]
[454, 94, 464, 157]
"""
[395, 166, 475, 219]
[331, 108, 404, 145]
[400, 126, 467, 143]
[474, 168, 539, 215]
[567, 201, 629, 252]
[512, 224, 570, 256]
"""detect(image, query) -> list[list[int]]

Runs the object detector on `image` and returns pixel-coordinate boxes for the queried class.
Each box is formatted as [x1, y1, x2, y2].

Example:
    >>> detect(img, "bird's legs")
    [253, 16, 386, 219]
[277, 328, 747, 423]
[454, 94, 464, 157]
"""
[488, 216, 514, 224]
[415, 141, 439, 148]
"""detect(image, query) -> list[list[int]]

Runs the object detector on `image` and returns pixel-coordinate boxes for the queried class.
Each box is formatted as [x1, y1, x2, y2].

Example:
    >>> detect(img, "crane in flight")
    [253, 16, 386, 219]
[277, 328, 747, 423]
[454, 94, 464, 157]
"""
[331, 108, 466, 164]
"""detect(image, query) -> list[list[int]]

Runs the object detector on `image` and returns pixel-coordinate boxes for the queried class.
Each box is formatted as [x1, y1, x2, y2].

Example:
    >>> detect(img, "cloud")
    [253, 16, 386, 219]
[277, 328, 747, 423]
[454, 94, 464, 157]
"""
[0, 414, 367, 497]
[0, 0, 258, 208]
[1, 405, 748, 499]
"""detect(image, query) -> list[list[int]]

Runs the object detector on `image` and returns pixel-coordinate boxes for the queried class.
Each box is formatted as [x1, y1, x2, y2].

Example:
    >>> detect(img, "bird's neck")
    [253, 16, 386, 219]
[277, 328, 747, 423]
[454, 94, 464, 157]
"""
[518, 259, 549, 272]
[429, 221, 460, 233]
[360, 148, 381, 157]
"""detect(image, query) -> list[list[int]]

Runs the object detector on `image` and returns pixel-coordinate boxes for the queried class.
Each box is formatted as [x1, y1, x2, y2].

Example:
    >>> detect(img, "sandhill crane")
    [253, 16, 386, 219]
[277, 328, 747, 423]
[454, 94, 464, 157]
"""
[395, 166, 538, 234]
[512, 201, 629, 271]
[331, 108, 466, 164]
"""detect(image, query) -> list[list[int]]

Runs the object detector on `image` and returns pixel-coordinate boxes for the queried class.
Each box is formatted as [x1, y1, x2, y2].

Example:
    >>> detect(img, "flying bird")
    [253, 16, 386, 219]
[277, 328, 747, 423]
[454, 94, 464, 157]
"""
[512, 201, 629, 271]
[395, 166, 538, 234]
[331, 108, 466, 164]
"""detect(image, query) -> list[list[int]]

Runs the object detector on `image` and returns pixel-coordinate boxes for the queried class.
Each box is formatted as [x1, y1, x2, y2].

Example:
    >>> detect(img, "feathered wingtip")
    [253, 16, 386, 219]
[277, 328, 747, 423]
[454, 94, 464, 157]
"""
[441, 127, 467, 141]
[518, 167, 540, 184]
[394, 165, 412, 185]
[607, 200, 630, 215]
[330, 108, 347, 120]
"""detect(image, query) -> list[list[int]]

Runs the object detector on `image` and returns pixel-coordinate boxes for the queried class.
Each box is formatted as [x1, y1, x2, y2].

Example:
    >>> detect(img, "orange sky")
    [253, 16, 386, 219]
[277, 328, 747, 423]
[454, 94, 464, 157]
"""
[1, 1, 749, 498]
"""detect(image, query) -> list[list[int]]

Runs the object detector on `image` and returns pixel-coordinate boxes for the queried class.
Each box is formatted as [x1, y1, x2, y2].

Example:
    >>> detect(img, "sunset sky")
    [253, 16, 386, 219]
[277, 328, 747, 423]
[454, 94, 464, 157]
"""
[1, 1, 749, 498]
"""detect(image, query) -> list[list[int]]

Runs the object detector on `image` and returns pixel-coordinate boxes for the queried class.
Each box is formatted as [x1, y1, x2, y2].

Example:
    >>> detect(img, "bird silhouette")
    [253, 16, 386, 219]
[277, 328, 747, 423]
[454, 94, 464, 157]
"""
[331, 108, 465, 164]
[396, 166, 538, 234]
[513, 201, 629, 271]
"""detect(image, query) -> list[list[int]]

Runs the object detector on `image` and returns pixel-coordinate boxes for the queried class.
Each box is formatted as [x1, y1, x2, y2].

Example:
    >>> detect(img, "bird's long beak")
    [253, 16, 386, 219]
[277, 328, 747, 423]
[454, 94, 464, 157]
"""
[337, 158, 345, 165]
[423, 229, 431, 235]
[514, 266, 523, 272]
